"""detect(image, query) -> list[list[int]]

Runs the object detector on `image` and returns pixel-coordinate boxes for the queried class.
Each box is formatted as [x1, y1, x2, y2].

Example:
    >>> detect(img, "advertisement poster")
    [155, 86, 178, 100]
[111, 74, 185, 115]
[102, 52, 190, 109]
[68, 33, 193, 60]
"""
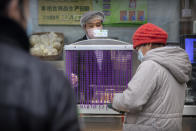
[38, 0, 93, 25]
[94, 0, 147, 25]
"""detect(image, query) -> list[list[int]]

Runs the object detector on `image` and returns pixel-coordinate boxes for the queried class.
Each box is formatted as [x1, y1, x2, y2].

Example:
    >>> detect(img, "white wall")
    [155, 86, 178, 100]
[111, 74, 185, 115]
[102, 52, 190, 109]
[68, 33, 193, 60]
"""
[30, 0, 180, 44]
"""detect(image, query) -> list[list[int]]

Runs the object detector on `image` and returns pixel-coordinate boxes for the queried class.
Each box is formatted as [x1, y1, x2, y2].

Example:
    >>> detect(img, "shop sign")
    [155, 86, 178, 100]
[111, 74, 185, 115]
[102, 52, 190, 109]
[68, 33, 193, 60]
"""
[38, 0, 93, 25]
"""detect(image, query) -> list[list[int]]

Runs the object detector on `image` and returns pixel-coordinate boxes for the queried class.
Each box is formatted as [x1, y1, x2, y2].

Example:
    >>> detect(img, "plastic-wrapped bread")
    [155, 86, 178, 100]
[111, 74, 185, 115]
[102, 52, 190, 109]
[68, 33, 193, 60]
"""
[48, 48, 58, 56]
[30, 35, 40, 46]
[52, 42, 61, 50]
[42, 47, 58, 56]
[30, 47, 43, 56]
[40, 35, 49, 46]
[55, 37, 63, 43]
[30, 32, 63, 56]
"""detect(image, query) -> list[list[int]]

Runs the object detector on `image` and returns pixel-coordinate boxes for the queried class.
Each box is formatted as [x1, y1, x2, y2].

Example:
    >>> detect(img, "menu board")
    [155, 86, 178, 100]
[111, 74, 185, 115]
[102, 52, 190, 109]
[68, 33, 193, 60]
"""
[94, 0, 147, 25]
[38, 0, 93, 25]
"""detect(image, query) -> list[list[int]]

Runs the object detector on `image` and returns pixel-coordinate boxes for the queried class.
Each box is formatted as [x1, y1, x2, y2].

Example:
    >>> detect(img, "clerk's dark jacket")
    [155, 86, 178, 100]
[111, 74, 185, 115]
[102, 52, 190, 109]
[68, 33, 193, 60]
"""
[0, 16, 80, 131]
[76, 35, 87, 42]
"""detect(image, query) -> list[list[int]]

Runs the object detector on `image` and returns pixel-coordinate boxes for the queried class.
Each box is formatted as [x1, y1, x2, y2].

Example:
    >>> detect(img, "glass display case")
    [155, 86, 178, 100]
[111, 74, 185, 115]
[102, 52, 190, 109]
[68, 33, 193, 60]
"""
[64, 39, 136, 114]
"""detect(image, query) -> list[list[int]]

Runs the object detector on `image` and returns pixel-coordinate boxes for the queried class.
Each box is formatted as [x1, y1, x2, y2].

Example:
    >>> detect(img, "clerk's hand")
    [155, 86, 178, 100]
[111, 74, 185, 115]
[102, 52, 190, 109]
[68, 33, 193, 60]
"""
[71, 73, 78, 87]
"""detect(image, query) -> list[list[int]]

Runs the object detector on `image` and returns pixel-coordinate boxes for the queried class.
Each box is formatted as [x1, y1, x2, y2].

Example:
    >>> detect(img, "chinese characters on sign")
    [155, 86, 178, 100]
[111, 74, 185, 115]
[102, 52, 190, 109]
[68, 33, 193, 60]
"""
[38, 0, 93, 25]
[39, 0, 147, 25]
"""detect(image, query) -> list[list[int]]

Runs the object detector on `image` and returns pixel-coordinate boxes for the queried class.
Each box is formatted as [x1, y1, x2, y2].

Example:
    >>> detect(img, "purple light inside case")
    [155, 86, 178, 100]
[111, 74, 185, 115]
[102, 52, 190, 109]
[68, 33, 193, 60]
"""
[65, 50, 132, 108]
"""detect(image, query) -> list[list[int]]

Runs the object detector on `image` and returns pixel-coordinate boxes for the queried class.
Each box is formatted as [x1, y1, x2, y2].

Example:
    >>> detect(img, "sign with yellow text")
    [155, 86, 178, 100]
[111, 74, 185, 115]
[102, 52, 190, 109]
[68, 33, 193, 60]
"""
[38, 0, 93, 25]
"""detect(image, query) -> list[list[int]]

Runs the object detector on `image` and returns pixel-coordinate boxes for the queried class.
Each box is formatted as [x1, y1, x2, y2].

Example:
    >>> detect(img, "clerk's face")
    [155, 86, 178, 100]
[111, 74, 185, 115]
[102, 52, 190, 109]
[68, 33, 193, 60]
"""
[85, 19, 103, 30]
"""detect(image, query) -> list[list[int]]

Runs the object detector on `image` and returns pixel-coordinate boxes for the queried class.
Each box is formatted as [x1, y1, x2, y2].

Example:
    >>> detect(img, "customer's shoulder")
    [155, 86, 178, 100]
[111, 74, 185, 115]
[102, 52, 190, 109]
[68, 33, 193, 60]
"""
[28, 56, 64, 78]
[28, 56, 71, 91]
[141, 60, 159, 67]
[75, 35, 87, 42]
[138, 60, 161, 72]
[8, 46, 66, 82]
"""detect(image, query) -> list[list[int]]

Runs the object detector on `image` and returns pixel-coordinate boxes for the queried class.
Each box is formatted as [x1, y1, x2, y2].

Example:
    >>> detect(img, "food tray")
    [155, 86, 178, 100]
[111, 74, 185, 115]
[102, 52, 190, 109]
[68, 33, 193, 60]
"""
[30, 32, 64, 60]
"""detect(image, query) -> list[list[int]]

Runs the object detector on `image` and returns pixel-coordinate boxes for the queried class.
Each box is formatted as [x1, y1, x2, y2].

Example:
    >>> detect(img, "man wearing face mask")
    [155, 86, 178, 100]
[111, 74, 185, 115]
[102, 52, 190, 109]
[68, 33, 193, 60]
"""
[0, 0, 80, 131]
[72, 11, 105, 85]
[76, 11, 104, 41]
[111, 23, 192, 131]
[71, 11, 112, 105]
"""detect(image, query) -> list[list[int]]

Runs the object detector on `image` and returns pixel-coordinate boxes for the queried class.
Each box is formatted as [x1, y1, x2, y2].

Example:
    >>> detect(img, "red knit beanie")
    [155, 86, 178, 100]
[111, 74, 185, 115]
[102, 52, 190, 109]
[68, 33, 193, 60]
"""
[133, 23, 168, 49]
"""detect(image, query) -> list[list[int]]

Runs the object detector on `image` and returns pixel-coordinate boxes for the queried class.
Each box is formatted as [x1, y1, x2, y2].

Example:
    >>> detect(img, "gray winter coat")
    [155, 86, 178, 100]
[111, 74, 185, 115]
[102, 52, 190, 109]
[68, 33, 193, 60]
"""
[112, 47, 192, 131]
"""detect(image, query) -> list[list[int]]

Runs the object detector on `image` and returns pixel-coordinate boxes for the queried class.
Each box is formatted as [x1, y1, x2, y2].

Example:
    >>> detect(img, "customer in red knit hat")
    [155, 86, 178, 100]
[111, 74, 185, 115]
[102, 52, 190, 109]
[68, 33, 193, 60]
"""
[111, 23, 192, 131]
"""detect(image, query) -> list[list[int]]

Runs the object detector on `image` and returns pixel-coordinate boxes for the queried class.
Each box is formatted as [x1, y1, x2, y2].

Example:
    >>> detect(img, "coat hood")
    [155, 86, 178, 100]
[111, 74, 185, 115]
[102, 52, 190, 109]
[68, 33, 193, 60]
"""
[143, 47, 192, 84]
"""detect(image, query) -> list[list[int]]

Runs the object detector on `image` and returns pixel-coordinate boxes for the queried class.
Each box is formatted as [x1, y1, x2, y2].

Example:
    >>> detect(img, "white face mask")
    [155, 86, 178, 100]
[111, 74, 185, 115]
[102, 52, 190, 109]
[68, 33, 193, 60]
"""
[87, 27, 102, 39]
[137, 49, 144, 61]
